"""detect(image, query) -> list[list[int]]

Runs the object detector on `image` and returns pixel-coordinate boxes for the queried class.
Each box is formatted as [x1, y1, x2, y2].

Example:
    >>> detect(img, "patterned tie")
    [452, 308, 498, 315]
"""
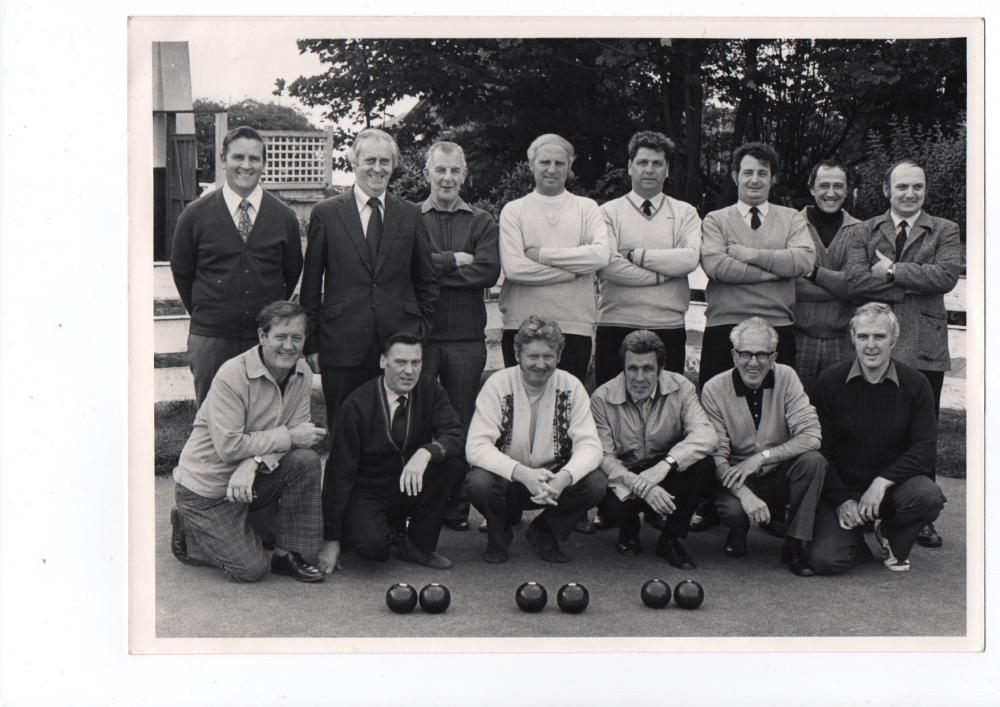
[367, 197, 383, 261]
[895, 221, 908, 261]
[237, 199, 252, 243]
[749, 206, 761, 230]
[641, 200, 653, 217]
[391, 395, 408, 448]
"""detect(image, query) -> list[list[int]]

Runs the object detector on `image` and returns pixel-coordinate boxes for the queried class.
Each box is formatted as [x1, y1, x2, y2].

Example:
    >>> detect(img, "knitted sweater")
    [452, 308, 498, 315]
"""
[597, 193, 702, 329]
[700, 203, 815, 327]
[811, 359, 937, 507]
[793, 207, 861, 339]
[498, 191, 610, 336]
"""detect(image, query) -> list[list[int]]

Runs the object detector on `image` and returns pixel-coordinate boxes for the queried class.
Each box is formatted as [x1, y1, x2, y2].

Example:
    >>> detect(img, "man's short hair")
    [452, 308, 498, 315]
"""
[513, 315, 565, 355]
[807, 158, 851, 190]
[383, 332, 423, 355]
[848, 302, 900, 341]
[883, 158, 925, 189]
[731, 142, 779, 176]
[221, 125, 267, 162]
[258, 301, 306, 334]
[424, 141, 467, 170]
[527, 133, 575, 165]
[619, 329, 666, 368]
[730, 317, 779, 351]
[627, 130, 676, 162]
[349, 127, 401, 169]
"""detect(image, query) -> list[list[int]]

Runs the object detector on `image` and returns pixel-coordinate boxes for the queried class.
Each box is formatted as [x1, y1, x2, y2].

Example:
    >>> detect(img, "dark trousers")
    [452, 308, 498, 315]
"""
[597, 456, 714, 540]
[422, 339, 488, 524]
[594, 325, 687, 387]
[714, 450, 827, 543]
[502, 330, 592, 385]
[698, 323, 796, 390]
[805, 475, 946, 575]
[187, 332, 258, 409]
[174, 449, 323, 582]
[464, 467, 607, 550]
[343, 458, 462, 561]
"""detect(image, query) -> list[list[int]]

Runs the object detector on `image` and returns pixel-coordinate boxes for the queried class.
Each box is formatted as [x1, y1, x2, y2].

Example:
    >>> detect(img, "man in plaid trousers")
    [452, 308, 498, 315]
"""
[170, 301, 328, 583]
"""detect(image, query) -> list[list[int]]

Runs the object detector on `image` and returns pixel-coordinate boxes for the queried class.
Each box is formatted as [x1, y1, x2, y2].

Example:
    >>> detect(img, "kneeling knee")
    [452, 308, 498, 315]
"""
[226, 557, 269, 583]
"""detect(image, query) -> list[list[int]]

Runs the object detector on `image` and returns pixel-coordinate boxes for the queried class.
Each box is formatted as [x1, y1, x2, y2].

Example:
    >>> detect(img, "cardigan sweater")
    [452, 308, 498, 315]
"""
[466, 367, 603, 484]
[322, 375, 465, 541]
[793, 207, 861, 339]
[171, 188, 303, 339]
[421, 198, 501, 341]
[700, 203, 815, 327]
[700, 363, 821, 472]
[597, 193, 702, 329]
[498, 191, 610, 336]
[811, 358, 937, 507]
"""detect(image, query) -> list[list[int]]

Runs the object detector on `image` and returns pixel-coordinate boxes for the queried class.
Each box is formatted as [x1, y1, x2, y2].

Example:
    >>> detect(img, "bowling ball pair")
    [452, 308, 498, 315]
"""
[640, 579, 704, 609]
[385, 582, 451, 614]
[515, 582, 590, 614]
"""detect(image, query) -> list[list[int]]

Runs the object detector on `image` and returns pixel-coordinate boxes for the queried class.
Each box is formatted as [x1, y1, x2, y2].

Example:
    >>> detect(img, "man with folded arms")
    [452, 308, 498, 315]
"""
[805, 303, 945, 574]
[590, 330, 717, 569]
[701, 317, 826, 576]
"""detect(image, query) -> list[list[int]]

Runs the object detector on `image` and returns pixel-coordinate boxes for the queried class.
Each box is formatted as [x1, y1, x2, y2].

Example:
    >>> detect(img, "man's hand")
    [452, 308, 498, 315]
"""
[546, 469, 573, 501]
[726, 242, 751, 262]
[736, 488, 770, 525]
[836, 499, 865, 530]
[513, 465, 557, 506]
[399, 448, 432, 497]
[523, 247, 541, 262]
[858, 477, 893, 522]
[871, 250, 892, 278]
[642, 485, 676, 516]
[637, 462, 669, 488]
[317, 540, 342, 575]
[453, 251, 475, 267]
[720, 454, 764, 490]
[289, 422, 326, 448]
[226, 457, 258, 504]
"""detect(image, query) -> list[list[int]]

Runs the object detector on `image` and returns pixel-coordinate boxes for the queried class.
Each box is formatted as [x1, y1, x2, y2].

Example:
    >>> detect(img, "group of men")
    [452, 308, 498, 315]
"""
[167, 123, 960, 585]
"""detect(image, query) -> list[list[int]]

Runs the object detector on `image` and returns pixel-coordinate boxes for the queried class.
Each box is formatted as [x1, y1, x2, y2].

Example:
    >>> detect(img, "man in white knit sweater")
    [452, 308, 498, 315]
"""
[498, 133, 611, 384]
[596, 130, 702, 386]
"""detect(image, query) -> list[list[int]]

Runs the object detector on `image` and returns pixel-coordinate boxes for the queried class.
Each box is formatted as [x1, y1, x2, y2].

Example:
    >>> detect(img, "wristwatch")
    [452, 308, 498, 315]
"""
[665, 455, 680, 474]
[253, 455, 268, 473]
[886, 264, 896, 281]
[759, 449, 772, 462]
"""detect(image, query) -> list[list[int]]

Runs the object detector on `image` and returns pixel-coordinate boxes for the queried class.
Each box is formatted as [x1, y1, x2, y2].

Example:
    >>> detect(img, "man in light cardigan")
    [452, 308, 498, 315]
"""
[701, 317, 827, 577]
[465, 316, 606, 564]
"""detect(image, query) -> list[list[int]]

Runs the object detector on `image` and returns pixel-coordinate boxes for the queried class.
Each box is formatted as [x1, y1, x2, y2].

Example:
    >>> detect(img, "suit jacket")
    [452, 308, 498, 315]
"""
[300, 188, 439, 367]
[843, 210, 961, 372]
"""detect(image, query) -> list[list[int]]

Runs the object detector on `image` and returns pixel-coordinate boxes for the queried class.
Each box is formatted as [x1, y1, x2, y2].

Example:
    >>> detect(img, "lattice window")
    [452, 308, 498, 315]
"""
[260, 131, 328, 186]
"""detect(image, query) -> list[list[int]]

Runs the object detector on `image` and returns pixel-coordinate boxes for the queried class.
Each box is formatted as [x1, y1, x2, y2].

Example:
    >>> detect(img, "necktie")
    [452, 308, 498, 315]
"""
[749, 206, 761, 230]
[367, 197, 383, 261]
[641, 200, 653, 217]
[391, 395, 408, 447]
[237, 200, 252, 243]
[895, 222, 908, 260]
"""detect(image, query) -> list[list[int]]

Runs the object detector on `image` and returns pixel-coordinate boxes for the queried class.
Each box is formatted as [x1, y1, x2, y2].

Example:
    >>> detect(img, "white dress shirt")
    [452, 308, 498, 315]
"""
[735, 200, 770, 228]
[222, 183, 263, 230]
[354, 186, 387, 238]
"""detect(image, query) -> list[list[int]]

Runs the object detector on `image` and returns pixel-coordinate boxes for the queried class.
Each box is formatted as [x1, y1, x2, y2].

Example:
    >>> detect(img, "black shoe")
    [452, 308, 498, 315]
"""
[657, 534, 696, 570]
[443, 519, 470, 531]
[615, 530, 641, 556]
[917, 523, 943, 548]
[483, 525, 513, 563]
[525, 522, 568, 563]
[478, 519, 488, 533]
[781, 539, 816, 577]
[644, 512, 667, 531]
[270, 551, 324, 583]
[592, 513, 609, 531]
[724, 527, 748, 557]
[573, 516, 596, 534]
[170, 508, 205, 566]
[397, 536, 453, 569]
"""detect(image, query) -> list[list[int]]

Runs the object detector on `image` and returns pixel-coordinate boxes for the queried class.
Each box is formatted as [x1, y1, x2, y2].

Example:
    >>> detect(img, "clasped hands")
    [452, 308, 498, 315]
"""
[513, 465, 571, 506]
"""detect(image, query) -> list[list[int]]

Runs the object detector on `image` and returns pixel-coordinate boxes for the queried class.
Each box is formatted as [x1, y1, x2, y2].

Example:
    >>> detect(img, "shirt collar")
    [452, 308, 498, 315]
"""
[421, 195, 473, 214]
[627, 191, 667, 214]
[382, 378, 407, 408]
[354, 185, 386, 213]
[846, 359, 900, 386]
[736, 200, 770, 219]
[603, 370, 680, 405]
[222, 183, 263, 216]
[890, 211, 921, 231]
[731, 367, 775, 398]
[245, 346, 307, 383]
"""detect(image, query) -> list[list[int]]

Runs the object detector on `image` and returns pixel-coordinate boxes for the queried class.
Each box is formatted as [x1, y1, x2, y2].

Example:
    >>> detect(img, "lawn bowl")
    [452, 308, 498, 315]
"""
[556, 583, 590, 614]
[515, 581, 548, 612]
[385, 582, 419, 614]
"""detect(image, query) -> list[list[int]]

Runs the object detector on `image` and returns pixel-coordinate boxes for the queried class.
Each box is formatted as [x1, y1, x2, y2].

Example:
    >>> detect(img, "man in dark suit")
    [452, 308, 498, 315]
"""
[317, 334, 465, 573]
[170, 125, 303, 407]
[300, 127, 439, 428]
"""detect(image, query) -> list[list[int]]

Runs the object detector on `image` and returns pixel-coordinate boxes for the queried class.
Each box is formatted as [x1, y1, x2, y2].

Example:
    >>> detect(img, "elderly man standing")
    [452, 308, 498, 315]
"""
[805, 304, 945, 574]
[465, 316, 606, 564]
[419, 141, 501, 532]
[171, 126, 303, 408]
[498, 133, 610, 384]
[595, 130, 702, 386]
[701, 317, 826, 576]
[843, 158, 961, 549]
[590, 330, 717, 569]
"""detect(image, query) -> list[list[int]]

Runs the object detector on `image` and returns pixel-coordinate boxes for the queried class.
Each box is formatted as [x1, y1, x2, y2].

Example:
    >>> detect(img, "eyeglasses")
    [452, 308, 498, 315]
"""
[734, 349, 776, 363]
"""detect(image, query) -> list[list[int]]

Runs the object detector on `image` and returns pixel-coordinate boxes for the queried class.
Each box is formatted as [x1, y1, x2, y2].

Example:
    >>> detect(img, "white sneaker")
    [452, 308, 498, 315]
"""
[874, 520, 911, 572]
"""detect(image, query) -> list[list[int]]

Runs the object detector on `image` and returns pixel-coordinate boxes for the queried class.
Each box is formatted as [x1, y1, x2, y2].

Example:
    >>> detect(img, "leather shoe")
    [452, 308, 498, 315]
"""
[525, 522, 568, 563]
[170, 508, 206, 566]
[397, 536, 453, 570]
[270, 551, 324, 583]
[615, 531, 641, 556]
[443, 519, 470, 531]
[573, 516, 596, 534]
[657, 534, 696, 570]
[724, 527, 748, 557]
[916, 523, 943, 548]
[781, 539, 816, 577]
[593, 513, 610, 531]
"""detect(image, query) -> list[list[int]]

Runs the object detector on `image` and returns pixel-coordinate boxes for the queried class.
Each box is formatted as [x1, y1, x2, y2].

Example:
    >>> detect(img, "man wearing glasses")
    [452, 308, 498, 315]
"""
[700, 317, 827, 576]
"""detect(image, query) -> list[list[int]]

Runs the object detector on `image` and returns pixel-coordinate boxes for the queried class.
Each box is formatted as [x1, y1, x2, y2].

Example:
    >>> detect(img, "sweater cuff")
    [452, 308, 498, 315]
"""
[421, 441, 447, 463]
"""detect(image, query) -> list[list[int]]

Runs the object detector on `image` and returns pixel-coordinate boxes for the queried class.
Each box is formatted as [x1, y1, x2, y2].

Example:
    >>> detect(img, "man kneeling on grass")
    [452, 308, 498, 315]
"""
[170, 301, 328, 583]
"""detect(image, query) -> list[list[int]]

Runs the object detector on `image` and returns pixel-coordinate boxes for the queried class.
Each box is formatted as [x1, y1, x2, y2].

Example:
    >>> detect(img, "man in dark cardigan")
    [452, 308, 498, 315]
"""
[170, 125, 303, 407]
[317, 334, 466, 573]
[805, 303, 946, 574]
